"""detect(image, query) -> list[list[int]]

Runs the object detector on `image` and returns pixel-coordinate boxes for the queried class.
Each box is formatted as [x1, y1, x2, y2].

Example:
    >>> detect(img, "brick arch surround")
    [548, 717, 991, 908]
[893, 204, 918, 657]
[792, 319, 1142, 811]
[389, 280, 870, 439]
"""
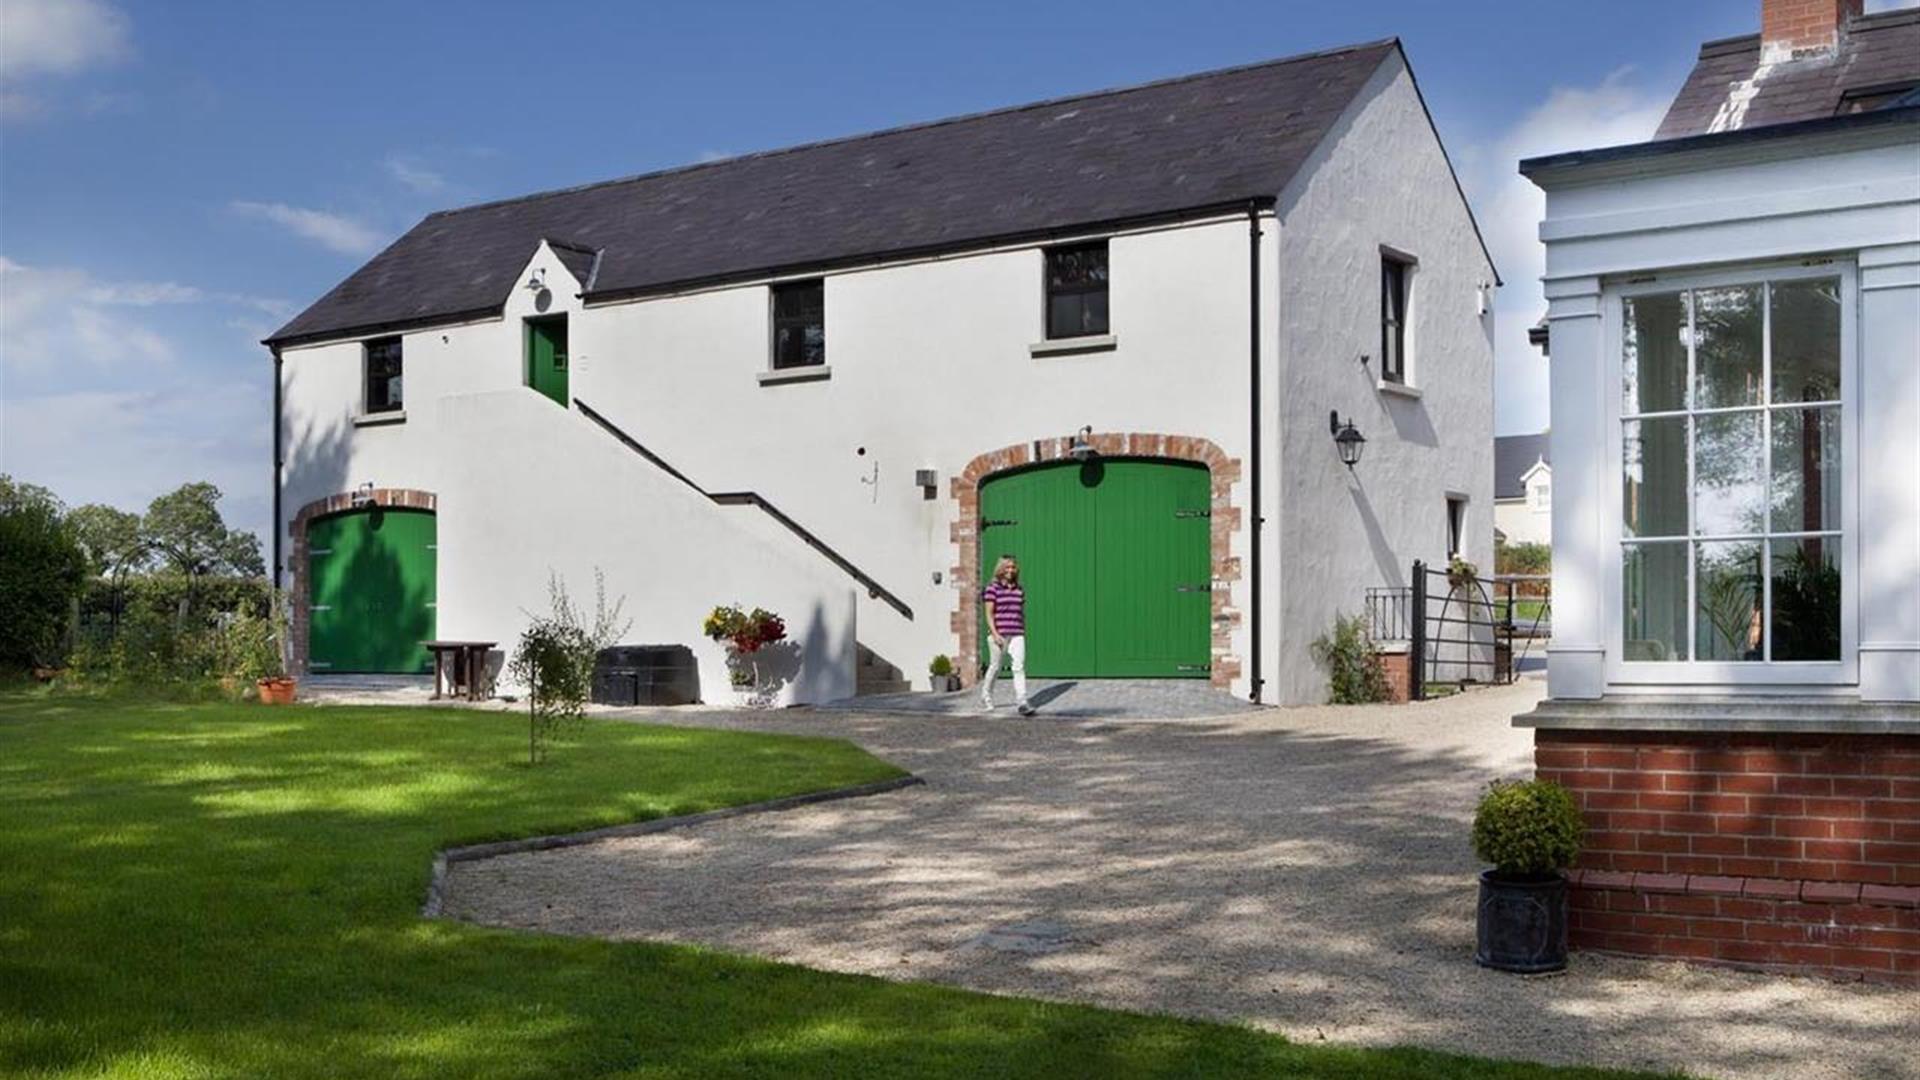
[287, 488, 437, 675]
[950, 434, 1242, 690]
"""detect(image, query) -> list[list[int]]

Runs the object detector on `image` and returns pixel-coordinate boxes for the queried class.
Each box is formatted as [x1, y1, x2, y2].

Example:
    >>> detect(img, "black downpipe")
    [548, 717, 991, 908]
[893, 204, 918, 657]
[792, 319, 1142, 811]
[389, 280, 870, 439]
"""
[1247, 202, 1264, 702]
[271, 346, 283, 591]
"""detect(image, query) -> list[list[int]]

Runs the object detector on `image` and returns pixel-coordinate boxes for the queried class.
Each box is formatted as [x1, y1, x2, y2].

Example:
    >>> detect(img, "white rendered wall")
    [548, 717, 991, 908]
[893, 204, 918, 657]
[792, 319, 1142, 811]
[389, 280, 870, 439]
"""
[1495, 499, 1553, 547]
[572, 217, 1265, 695]
[434, 389, 856, 706]
[1271, 54, 1499, 703]
[1531, 132, 1920, 700]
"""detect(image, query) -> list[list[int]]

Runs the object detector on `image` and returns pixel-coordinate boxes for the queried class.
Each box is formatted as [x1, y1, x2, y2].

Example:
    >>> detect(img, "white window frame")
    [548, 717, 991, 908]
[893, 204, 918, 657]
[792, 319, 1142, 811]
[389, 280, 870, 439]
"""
[1603, 260, 1859, 689]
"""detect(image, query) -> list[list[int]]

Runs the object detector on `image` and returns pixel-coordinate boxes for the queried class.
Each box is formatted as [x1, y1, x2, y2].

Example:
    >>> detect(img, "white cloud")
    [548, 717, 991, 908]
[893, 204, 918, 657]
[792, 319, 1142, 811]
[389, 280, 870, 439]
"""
[1466, 69, 1670, 436]
[1864, 0, 1919, 12]
[0, 0, 129, 80]
[695, 148, 733, 163]
[384, 154, 447, 194]
[230, 201, 386, 256]
[0, 257, 288, 374]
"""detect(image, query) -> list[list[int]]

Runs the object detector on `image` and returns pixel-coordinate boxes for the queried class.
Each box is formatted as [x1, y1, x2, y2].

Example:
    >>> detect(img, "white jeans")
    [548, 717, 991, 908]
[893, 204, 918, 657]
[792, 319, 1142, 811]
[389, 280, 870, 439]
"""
[981, 634, 1027, 706]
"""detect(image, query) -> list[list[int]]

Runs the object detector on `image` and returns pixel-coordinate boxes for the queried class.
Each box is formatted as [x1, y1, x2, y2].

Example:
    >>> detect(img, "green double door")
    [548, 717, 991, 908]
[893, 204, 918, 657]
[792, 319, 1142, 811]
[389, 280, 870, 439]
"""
[308, 508, 436, 674]
[979, 459, 1211, 678]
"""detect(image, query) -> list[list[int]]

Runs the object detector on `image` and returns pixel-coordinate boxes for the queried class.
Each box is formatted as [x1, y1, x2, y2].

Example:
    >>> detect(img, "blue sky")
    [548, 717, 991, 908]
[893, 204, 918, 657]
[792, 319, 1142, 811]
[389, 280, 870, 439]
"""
[3, 0, 1912, 547]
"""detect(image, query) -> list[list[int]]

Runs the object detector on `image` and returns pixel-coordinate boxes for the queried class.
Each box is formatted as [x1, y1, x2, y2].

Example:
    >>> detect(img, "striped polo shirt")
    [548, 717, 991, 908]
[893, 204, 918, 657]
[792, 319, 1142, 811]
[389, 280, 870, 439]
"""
[983, 580, 1026, 637]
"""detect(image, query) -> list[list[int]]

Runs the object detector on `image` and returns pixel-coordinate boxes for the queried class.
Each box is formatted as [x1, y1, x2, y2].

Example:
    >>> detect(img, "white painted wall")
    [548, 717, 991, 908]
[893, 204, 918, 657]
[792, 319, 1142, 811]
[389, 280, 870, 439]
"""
[1271, 53, 1498, 703]
[434, 388, 856, 705]
[276, 56, 1496, 705]
[572, 217, 1265, 695]
[1529, 128, 1920, 701]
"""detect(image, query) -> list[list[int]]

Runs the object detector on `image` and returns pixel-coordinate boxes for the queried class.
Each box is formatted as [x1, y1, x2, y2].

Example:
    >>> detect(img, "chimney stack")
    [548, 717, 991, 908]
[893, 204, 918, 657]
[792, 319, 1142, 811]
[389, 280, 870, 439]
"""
[1761, 0, 1863, 60]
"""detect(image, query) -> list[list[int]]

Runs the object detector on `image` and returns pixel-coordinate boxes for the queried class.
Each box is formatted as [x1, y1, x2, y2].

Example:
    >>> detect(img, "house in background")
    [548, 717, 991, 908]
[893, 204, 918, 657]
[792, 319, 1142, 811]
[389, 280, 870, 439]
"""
[1493, 432, 1551, 547]
[267, 38, 1496, 706]
[1521, 0, 1919, 982]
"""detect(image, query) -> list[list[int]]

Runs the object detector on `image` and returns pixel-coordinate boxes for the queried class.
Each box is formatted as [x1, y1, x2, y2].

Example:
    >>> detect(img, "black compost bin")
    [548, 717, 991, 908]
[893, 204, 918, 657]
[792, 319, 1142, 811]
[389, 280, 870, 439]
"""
[591, 645, 700, 706]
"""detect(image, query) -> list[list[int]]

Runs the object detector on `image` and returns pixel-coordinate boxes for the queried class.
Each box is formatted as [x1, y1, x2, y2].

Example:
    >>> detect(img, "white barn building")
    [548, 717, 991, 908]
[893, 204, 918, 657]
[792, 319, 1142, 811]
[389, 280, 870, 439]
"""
[269, 39, 1496, 706]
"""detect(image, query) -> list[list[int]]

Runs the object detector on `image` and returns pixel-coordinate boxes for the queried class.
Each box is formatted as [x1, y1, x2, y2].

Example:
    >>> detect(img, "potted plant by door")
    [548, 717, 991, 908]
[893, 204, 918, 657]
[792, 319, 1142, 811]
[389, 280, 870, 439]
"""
[1471, 779, 1584, 973]
[245, 589, 297, 705]
[928, 654, 956, 693]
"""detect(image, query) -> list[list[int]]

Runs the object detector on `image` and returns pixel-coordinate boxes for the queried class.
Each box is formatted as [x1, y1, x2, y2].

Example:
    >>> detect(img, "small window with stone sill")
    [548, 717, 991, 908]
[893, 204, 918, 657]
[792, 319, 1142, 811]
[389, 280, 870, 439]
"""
[1044, 241, 1109, 340]
[1381, 251, 1415, 385]
[364, 338, 403, 415]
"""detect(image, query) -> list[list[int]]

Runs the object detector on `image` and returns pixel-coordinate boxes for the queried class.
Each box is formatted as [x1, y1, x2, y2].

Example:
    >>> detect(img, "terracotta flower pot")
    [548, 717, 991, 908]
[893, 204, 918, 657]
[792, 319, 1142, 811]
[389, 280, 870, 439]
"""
[257, 677, 297, 705]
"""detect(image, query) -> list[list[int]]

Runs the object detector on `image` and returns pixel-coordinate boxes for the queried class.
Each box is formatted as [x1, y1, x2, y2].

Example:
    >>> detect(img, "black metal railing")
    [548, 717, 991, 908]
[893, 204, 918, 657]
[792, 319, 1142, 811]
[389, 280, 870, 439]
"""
[575, 399, 914, 620]
[1409, 562, 1552, 700]
[1365, 586, 1412, 642]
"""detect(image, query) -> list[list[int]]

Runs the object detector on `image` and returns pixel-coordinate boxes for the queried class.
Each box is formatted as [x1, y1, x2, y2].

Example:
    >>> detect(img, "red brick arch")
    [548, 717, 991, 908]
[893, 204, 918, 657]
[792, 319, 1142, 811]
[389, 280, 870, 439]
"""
[287, 488, 437, 675]
[949, 433, 1241, 690]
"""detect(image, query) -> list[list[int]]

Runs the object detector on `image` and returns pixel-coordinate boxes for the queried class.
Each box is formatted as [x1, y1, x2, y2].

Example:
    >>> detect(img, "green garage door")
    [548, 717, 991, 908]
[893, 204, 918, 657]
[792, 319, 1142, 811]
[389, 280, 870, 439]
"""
[979, 459, 1210, 678]
[308, 508, 436, 674]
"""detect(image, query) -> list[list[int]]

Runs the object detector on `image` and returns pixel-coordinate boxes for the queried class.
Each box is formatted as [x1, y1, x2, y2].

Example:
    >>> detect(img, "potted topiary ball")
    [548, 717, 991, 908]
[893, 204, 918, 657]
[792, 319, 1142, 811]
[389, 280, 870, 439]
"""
[1471, 778, 1584, 973]
[928, 654, 956, 692]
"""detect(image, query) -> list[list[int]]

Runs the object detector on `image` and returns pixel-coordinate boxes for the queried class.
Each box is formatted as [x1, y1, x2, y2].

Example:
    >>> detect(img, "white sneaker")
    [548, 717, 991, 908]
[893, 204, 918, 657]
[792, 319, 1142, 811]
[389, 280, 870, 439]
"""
[978, 697, 993, 712]
[1017, 701, 1035, 717]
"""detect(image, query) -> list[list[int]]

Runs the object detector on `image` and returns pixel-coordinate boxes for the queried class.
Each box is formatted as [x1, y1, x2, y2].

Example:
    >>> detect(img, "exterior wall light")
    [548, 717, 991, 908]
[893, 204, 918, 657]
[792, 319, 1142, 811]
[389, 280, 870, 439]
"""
[1329, 411, 1365, 469]
[1068, 425, 1097, 461]
[349, 481, 376, 508]
[523, 268, 546, 293]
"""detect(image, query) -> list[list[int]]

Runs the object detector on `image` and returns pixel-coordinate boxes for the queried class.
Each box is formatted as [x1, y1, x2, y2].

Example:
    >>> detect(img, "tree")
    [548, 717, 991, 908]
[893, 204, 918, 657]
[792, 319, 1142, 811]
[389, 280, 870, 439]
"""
[142, 483, 264, 580]
[0, 475, 87, 669]
[68, 504, 149, 632]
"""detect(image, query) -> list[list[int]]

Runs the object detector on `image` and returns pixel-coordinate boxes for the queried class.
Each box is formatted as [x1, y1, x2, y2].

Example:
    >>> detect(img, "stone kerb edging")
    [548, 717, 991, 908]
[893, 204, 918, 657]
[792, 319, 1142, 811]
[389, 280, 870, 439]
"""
[421, 774, 925, 917]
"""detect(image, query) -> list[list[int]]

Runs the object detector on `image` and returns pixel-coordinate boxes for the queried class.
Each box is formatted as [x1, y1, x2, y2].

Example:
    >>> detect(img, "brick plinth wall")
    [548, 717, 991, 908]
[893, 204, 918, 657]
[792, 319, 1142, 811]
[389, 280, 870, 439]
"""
[1379, 648, 1411, 704]
[287, 488, 437, 675]
[949, 434, 1241, 690]
[1537, 729, 1920, 983]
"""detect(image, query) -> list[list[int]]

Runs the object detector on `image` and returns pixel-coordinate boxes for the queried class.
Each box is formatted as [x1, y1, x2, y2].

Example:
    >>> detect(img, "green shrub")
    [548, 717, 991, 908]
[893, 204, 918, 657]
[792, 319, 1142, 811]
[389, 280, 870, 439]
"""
[0, 477, 87, 670]
[928, 654, 954, 677]
[1494, 540, 1551, 578]
[1471, 779, 1585, 878]
[508, 572, 629, 764]
[1309, 612, 1389, 704]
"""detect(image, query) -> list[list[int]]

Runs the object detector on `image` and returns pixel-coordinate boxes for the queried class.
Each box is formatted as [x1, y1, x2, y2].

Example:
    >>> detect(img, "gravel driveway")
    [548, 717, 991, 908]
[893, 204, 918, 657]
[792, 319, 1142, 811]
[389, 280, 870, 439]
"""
[441, 680, 1918, 1080]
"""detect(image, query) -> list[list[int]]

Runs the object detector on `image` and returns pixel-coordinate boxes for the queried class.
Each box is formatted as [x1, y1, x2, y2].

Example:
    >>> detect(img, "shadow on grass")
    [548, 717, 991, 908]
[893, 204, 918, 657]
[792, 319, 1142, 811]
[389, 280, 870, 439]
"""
[0, 692, 1667, 1079]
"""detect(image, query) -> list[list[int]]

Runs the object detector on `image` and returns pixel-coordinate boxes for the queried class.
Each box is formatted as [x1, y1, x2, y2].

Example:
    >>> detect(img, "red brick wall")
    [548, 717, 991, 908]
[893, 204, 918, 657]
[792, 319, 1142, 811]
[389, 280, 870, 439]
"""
[1379, 650, 1411, 704]
[1536, 728, 1920, 983]
[1761, 0, 1861, 55]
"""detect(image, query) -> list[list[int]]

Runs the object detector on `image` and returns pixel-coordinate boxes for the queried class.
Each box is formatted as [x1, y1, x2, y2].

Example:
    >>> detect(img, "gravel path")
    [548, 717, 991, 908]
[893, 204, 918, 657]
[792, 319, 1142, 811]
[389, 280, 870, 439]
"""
[441, 681, 1919, 1080]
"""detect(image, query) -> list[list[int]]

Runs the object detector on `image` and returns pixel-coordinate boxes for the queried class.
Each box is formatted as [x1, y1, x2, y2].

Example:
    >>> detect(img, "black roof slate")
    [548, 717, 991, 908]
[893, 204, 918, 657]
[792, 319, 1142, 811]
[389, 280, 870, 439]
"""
[269, 40, 1404, 347]
[1495, 433, 1550, 501]
[1654, 8, 1920, 140]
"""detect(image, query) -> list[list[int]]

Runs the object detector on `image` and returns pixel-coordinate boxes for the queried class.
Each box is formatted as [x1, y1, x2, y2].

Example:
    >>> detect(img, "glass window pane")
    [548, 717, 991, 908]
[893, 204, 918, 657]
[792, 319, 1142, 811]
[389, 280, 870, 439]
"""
[1770, 406, 1841, 533]
[1694, 411, 1764, 536]
[1083, 290, 1109, 335]
[1693, 284, 1763, 409]
[1623, 291, 1687, 414]
[1696, 540, 1763, 661]
[1770, 278, 1840, 404]
[1049, 294, 1081, 339]
[1623, 417, 1688, 537]
[1624, 542, 1689, 662]
[1771, 537, 1841, 661]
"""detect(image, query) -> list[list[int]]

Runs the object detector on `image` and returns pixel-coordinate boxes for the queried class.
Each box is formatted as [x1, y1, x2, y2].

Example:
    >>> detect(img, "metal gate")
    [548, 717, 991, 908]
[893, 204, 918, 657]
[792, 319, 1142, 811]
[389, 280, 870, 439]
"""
[1387, 561, 1552, 700]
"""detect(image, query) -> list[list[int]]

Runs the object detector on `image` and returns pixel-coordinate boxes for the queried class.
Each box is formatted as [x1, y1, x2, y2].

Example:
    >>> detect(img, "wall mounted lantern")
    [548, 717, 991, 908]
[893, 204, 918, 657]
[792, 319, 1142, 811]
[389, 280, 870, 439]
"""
[523, 268, 546, 293]
[349, 481, 376, 508]
[1329, 411, 1365, 470]
[1067, 425, 1097, 462]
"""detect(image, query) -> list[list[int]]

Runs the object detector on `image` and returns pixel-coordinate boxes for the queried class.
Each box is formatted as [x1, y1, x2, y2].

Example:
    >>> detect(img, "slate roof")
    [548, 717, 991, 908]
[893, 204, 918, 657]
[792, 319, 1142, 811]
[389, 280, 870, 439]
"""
[269, 40, 1426, 347]
[1495, 434, 1550, 501]
[1655, 7, 1920, 139]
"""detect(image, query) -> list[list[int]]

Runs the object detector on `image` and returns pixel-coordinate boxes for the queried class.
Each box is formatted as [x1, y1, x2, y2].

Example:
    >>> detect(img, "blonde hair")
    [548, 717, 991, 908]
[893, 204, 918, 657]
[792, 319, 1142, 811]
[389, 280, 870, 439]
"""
[992, 555, 1020, 584]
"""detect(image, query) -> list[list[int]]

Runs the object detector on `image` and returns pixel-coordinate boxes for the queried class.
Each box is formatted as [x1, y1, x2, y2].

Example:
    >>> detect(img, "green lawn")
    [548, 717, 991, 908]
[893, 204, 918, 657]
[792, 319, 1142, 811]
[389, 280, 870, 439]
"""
[0, 693, 1668, 1079]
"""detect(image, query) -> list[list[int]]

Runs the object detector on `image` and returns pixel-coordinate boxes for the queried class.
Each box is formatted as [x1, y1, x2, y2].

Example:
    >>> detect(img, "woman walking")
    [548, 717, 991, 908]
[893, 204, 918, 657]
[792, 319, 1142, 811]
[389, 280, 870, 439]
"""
[981, 555, 1033, 715]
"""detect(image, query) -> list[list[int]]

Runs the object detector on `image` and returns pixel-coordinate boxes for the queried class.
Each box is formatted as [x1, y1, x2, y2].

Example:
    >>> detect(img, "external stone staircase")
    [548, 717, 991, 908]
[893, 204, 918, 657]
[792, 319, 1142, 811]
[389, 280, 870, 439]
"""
[855, 644, 910, 696]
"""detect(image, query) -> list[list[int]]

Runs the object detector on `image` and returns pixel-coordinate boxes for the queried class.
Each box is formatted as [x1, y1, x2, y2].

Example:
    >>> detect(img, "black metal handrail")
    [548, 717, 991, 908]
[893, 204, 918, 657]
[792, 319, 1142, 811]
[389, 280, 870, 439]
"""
[575, 399, 913, 620]
[1408, 562, 1552, 699]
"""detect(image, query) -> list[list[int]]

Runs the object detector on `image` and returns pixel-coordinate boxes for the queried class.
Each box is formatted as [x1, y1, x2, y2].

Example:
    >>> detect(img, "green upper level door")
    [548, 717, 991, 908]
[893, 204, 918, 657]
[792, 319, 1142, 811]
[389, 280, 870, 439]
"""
[527, 317, 569, 407]
[307, 508, 437, 674]
[979, 459, 1211, 678]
